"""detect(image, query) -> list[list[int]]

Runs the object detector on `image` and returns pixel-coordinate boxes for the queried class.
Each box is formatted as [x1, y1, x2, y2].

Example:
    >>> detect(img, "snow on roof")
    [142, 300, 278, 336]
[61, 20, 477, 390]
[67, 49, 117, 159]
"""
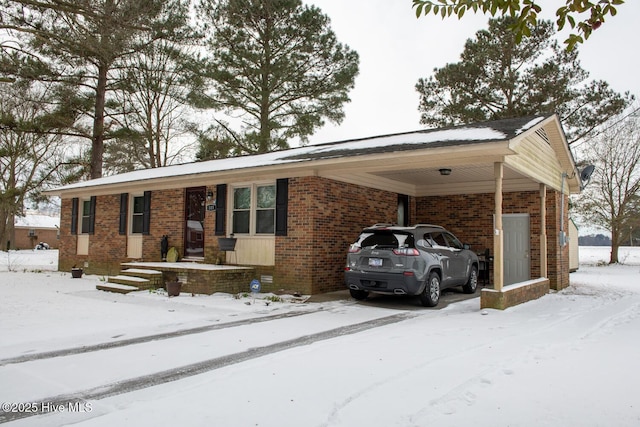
[15, 213, 60, 229]
[516, 116, 546, 135]
[51, 114, 552, 193]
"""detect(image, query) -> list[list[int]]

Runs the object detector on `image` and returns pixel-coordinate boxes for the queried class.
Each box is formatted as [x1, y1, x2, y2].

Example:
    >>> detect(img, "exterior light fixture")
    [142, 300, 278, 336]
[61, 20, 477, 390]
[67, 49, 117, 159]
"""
[206, 190, 214, 200]
[439, 168, 452, 176]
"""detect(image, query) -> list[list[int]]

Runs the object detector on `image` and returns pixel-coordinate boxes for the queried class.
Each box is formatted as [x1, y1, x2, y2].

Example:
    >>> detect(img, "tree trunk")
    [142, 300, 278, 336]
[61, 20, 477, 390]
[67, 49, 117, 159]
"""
[610, 227, 620, 263]
[91, 63, 109, 179]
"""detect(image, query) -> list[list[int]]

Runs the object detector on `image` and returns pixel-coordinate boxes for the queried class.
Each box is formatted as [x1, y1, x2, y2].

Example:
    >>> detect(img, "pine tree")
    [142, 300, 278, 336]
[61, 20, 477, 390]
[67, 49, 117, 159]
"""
[197, 0, 359, 155]
[415, 18, 633, 143]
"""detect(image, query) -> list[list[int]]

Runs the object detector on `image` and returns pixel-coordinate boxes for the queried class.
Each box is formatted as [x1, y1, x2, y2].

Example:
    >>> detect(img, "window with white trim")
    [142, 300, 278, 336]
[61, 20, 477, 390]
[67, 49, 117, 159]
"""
[81, 199, 92, 234]
[231, 183, 276, 235]
[131, 195, 144, 234]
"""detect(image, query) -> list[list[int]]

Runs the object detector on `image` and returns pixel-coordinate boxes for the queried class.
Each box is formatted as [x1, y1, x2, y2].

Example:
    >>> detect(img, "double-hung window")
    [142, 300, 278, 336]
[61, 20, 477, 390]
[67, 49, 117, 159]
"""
[232, 184, 276, 235]
[131, 195, 145, 234]
[81, 199, 92, 234]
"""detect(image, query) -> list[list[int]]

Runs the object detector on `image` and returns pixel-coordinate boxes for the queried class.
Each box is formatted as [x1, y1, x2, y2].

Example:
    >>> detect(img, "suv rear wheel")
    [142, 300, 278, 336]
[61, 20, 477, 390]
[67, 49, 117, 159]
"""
[462, 265, 478, 294]
[349, 289, 369, 300]
[419, 271, 441, 307]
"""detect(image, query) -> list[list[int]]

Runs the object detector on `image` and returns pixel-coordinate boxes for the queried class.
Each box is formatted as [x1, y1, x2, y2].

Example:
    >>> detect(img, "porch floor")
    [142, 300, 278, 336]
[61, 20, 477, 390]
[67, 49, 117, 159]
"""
[121, 262, 252, 271]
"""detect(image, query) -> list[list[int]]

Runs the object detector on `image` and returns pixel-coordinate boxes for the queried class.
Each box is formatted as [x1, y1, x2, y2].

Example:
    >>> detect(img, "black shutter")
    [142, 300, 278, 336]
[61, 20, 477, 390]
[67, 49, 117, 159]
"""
[142, 191, 151, 235]
[88, 196, 96, 234]
[215, 184, 227, 236]
[275, 178, 288, 236]
[70, 198, 78, 235]
[119, 193, 128, 235]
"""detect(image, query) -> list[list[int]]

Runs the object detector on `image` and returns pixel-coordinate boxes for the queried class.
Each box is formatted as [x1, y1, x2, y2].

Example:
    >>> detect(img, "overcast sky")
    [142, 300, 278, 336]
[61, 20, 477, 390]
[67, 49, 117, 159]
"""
[300, 0, 640, 146]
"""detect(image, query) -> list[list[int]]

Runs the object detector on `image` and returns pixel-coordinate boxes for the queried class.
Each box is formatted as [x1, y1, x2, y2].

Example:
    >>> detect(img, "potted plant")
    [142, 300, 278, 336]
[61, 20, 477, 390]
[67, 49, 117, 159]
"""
[166, 278, 182, 297]
[71, 265, 83, 278]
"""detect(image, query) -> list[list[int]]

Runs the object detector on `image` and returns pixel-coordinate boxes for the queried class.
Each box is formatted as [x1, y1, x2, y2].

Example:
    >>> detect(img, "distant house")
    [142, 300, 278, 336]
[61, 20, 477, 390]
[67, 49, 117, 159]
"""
[14, 212, 60, 249]
[46, 114, 583, 309]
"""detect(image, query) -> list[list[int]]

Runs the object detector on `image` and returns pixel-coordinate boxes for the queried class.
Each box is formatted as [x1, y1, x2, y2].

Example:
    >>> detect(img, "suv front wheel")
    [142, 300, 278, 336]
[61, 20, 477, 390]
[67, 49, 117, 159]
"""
[419, 271, 441, 307]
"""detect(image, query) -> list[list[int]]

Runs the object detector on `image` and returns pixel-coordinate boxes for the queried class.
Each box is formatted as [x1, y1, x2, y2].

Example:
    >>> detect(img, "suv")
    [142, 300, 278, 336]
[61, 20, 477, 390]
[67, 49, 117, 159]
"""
[344, 224, 479, 307]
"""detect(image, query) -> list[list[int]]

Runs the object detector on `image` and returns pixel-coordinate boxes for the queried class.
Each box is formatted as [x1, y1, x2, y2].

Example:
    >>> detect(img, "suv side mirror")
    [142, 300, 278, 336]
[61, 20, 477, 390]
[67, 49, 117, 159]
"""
[463, 243, 471, 250]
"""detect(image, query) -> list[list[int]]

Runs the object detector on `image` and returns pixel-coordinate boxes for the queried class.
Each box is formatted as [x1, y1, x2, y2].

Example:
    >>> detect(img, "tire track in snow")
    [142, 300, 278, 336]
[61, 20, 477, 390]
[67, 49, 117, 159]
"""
[0, 308, 321, 367]
[0, 311, 416, 423]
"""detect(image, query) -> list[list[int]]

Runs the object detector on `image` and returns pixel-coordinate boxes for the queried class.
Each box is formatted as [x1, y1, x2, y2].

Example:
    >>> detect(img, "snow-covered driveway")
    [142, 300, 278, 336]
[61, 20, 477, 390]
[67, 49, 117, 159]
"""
[1, 248, 640, 426]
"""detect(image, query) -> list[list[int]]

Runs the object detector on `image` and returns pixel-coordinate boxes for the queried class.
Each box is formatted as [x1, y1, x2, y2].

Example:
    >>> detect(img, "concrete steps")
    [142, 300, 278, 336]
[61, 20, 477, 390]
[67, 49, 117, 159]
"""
[96, 283, 140, 294]
[99, 268, 164, 294]
[118, 269, 163, 289]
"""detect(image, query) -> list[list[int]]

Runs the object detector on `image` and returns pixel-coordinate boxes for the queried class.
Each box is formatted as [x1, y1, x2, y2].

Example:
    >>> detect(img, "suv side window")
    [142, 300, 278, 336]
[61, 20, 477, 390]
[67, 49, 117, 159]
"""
[430, 232, 448, 247]
[444, 232, 463, 250]
[403, 233, 416, 248]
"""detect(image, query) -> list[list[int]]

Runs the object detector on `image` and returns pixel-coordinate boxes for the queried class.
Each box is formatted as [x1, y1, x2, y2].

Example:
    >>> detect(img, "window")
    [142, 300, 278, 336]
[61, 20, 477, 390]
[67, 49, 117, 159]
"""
[430, 232, 448, 247]
[131, 195, 144, 234]
[28, 228, 36, 237]
[256, 185, 275, 234]
[231, 184, 276, 235]
[444, 232, 463, 250]
[81, 200, 92, 234]
[232, 187, 251, 234]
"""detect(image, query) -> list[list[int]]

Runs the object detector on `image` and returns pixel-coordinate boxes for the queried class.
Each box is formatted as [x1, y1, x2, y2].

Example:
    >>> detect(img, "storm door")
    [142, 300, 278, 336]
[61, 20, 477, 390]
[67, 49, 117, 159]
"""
[184, 187, 206, 259]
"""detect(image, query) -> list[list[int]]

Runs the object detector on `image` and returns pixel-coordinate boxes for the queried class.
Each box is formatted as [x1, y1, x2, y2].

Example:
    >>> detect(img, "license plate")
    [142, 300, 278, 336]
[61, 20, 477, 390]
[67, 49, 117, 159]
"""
[368, 258, 383, 267]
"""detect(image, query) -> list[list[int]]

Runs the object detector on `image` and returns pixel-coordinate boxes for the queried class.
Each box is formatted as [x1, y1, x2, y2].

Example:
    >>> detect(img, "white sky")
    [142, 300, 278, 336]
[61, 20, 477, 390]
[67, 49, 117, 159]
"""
[300, 0, 640, 146]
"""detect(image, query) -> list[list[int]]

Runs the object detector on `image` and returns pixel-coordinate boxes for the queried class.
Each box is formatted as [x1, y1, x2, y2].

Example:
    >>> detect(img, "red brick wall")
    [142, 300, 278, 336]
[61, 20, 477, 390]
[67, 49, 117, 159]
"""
[58, 190, 185, 275]
[58, 198, 76, 271]
[14, 228, 59, 249]
[143, 189, 184, 261]
[275, 176, 399, 294]
[547, 190, 570, 290]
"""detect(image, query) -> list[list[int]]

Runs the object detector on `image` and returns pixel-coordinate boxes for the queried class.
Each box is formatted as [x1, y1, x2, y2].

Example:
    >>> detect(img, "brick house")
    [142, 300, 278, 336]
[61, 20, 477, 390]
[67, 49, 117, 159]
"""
[47, 114, 583, 309]
[14, 212, 60, 249]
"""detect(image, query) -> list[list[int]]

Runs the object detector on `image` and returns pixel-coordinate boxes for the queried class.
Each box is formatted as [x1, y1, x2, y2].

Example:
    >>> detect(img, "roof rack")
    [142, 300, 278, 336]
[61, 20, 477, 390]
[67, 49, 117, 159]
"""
[411, 224, 445, 229]
[363, 223, 398, 230]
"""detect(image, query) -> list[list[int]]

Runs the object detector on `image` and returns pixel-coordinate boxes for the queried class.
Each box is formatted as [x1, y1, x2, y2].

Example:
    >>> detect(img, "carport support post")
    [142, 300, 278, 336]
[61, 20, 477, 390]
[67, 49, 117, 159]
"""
[493, 162, 504, 291]
[540, 184, 548, 278]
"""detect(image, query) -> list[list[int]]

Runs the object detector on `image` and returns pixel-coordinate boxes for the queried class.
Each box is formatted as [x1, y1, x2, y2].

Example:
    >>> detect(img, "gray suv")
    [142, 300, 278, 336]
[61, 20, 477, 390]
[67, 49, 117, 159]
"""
[344, 224, 479, 307]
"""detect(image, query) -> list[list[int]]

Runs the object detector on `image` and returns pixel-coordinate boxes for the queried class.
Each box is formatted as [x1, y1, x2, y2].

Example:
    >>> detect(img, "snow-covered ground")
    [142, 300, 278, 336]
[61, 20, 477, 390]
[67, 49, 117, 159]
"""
[1, 247, 639, 426]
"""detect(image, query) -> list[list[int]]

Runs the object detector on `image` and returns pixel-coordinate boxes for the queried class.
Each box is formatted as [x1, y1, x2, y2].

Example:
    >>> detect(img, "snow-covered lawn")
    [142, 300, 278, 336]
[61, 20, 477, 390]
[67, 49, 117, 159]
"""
[1, 247, 639, 426]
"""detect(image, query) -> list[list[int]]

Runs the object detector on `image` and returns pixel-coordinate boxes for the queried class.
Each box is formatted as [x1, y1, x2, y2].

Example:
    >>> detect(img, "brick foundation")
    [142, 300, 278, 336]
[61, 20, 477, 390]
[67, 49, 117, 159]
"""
[480, 278, 550, 310]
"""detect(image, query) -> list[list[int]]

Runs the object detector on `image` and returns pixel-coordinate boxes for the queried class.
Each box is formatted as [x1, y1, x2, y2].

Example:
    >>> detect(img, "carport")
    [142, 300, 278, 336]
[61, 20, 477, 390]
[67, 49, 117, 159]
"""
[295, 114, 582, 308]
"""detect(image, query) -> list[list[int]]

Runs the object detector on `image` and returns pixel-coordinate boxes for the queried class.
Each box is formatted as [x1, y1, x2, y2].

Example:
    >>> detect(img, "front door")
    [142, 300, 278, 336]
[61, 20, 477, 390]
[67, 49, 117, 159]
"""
[184, 187, 206, 259]
[503, 214, 530, 285]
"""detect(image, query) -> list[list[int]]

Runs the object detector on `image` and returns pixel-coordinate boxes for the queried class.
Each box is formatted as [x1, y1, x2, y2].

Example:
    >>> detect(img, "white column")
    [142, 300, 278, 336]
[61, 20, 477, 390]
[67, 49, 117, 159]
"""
[494, 162, 504, 291]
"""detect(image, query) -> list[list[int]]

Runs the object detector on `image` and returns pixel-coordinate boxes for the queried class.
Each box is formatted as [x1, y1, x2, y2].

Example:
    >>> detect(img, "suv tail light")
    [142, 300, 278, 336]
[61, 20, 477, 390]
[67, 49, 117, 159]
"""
[393, 248, 420, 256]
[348, 245, 361, 253]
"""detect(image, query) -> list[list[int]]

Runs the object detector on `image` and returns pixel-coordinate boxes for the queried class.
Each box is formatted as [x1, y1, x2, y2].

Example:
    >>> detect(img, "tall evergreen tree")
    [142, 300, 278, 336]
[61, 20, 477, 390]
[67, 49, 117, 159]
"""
[197, 0, 359, 155]
[0, 0, 193, 179]
[415, 18, 633, 143]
